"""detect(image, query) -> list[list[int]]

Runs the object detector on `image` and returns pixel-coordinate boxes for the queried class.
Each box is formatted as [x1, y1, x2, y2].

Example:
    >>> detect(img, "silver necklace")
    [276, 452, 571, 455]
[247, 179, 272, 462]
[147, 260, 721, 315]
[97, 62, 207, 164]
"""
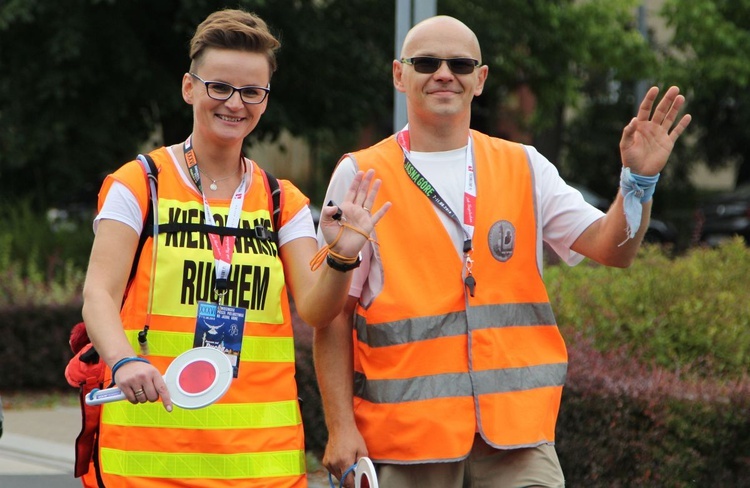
[198, 164, 241, 191]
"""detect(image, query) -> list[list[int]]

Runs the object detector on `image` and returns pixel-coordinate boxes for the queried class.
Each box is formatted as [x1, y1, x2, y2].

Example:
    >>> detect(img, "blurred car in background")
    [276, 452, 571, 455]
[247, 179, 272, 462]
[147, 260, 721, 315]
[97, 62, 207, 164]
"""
[569, 182, 678, 245]
[693, 184, 750, 247]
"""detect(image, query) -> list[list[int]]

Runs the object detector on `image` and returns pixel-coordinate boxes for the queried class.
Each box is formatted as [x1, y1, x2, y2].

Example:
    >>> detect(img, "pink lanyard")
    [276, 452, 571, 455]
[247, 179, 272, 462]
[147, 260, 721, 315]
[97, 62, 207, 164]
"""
[184, 136, 247, 301]
[396, 128, 478, 296]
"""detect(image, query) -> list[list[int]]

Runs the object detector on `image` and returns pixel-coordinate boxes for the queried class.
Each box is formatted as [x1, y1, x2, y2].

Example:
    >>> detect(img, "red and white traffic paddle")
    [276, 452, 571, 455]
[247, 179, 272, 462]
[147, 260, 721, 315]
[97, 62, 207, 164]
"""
[85, 347, 233, 410]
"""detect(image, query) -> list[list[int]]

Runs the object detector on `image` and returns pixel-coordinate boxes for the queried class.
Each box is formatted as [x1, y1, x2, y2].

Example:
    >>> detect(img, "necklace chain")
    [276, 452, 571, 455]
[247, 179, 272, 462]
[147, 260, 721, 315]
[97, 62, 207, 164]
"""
[197, 162, 242, 191]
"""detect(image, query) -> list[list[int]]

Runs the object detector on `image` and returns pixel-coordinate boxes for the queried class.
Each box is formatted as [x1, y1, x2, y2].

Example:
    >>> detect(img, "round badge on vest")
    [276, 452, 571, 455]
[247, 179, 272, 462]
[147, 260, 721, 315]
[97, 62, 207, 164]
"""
[488, 220, 516, 262]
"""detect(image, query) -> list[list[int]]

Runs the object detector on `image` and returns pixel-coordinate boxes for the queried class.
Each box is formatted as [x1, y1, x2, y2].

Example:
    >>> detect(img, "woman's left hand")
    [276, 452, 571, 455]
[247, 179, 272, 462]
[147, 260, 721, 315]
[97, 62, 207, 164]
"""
[318, 169, 391, 259]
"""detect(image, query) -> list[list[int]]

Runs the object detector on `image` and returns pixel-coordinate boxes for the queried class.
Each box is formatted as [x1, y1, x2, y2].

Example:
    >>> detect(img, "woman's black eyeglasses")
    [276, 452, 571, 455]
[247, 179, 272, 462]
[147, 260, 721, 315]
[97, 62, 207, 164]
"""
[189, 73, 270, 104]
[400, 57, 479, 75]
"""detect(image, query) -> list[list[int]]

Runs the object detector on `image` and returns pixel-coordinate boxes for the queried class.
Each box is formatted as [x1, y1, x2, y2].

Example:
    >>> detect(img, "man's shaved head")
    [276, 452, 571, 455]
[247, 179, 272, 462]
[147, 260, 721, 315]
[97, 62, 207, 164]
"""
[401, 16, 482, 62]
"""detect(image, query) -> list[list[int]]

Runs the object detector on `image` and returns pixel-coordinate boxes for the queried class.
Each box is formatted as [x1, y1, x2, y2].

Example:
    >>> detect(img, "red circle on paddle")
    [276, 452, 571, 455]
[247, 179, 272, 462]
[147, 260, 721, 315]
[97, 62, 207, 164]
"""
[177, 359, 217, 394]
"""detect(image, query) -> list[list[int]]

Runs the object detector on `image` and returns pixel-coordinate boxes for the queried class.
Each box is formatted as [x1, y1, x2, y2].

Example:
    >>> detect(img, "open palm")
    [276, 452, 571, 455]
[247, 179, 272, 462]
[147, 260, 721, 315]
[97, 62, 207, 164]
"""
[319, 169, 390, 259]
[619, 86, 692, 176]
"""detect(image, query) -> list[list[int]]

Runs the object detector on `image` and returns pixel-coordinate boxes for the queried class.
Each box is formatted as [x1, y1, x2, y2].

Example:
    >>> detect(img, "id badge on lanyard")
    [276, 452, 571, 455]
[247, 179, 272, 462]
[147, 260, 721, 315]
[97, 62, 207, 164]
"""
[184, 136, 248, 300]
[396, 127, 478, 296]
[184, 136, 248, 377]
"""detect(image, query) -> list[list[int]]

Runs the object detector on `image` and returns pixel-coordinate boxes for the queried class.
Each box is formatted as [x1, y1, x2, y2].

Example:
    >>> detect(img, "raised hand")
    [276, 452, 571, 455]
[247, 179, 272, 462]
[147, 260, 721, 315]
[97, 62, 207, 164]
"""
[318, 169, 391, 260]
[619, 86, 692, 176]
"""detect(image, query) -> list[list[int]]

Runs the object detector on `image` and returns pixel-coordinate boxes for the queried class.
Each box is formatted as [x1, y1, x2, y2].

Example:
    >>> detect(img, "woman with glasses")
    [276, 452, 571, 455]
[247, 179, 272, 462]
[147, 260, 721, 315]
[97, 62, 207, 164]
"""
[79, 8, 388, 488]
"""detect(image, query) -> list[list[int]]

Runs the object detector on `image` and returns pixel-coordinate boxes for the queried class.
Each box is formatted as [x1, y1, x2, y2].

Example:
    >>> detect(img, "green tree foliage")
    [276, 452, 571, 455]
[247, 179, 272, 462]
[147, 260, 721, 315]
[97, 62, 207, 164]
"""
[249, 0, 395, 200]
[0, 0, 192, 207]
[661, 0, 750, 185]
[0, 0, 394, 208]
[0, 0, 677, 208]
[444, 0, 653, 159]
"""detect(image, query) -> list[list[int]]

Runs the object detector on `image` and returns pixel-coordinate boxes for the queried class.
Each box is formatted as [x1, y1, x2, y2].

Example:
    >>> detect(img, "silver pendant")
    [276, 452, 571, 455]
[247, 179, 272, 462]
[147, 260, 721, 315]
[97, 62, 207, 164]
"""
[210, 182, 218, 191]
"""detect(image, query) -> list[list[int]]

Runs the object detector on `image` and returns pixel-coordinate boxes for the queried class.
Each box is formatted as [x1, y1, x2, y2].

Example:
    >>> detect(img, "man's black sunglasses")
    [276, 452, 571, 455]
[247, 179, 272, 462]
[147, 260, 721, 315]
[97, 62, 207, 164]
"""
[400, 56, 480, 75]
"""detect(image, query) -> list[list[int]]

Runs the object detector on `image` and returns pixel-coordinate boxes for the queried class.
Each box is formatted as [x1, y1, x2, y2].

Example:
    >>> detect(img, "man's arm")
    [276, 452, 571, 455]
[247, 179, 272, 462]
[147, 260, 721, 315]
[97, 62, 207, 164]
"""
[314, 296, 368, 488]
[571, 192, 651, 267]
[571, 86, 690, 266]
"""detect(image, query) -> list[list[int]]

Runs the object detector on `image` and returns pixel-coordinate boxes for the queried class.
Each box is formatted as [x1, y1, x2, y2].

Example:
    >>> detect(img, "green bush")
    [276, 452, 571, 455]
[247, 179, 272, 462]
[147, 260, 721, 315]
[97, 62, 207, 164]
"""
[0, 199, 94, 282]
[546, 237, 750, 380]
[0, 200, 88, 308]
[549, 239, 750, 484]
[558, 335, 750, 486]
[0, 260, 84, 309]
[0, 301, 82, 389]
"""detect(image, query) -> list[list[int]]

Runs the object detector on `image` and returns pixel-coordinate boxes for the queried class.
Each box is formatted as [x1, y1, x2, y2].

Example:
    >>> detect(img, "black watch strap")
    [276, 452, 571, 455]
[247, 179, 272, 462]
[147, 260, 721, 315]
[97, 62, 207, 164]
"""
[326, 253, 361, 272]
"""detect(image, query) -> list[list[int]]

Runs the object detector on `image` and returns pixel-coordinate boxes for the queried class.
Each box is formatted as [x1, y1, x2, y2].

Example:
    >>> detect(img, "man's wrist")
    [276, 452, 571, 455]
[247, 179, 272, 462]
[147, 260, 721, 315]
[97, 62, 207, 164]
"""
[620, 166, 660, 203]
[619, 166, 660, 240]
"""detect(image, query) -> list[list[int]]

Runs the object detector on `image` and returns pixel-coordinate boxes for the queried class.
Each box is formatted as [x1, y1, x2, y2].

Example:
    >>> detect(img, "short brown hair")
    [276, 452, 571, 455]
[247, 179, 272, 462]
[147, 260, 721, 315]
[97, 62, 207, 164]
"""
[189, 9, 280, 74]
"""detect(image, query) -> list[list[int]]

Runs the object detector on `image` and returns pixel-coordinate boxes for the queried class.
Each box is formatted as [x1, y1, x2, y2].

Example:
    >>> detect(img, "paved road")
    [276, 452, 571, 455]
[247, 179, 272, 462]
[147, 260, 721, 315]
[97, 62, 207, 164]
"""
[0, 406, 81, 487]
[0, 405, 329, 487]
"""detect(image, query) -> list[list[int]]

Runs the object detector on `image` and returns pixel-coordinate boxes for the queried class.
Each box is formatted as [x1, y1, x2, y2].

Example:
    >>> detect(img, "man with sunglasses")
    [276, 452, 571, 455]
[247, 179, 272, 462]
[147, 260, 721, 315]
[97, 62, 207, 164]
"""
[316, 15, 690, 488]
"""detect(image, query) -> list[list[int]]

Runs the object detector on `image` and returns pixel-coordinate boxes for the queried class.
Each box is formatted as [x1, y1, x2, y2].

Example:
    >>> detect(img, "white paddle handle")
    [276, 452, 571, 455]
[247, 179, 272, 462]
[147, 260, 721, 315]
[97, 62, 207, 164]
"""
[86, 386, 128, 406]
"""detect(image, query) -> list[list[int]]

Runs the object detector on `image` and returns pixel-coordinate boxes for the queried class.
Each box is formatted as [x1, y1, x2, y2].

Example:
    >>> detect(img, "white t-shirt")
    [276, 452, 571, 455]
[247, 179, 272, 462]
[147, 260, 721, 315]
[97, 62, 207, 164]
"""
[95, 146, 316, 246]
[319, 143, 604, 297]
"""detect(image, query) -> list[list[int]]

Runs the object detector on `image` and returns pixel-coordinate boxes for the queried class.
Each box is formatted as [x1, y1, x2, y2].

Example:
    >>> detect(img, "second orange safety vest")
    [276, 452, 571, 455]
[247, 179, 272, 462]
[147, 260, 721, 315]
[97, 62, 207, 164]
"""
[348, 132, 568, 463]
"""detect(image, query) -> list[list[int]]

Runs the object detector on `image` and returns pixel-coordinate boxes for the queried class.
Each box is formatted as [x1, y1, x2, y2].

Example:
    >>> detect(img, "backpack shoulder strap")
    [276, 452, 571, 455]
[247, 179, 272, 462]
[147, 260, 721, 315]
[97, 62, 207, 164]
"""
[261, 169, 283, 246]
[130, 154, 158, 285]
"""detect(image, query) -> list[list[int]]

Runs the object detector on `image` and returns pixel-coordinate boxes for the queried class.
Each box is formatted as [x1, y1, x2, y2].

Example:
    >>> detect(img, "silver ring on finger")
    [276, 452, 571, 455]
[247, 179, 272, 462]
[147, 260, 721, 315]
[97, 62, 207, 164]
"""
[134, 389, 145, 397]
[362, 206, 370, 213]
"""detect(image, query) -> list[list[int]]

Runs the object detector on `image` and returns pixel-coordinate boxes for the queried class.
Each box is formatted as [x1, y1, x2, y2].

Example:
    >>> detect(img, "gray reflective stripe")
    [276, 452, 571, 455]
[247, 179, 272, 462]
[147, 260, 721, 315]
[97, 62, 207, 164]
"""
[467, 303, 556, 331]
[354, 362, 567, 404]
[355, 303, 556, 348]
[355, 371, 472, 403]
[473, 363, 567, 395]
[355, 311, 467, 347]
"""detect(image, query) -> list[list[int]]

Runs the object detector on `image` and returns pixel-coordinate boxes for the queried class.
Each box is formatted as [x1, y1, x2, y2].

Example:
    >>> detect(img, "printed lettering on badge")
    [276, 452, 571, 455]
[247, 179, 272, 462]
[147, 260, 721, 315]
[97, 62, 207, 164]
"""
[194, 301, 246, 378]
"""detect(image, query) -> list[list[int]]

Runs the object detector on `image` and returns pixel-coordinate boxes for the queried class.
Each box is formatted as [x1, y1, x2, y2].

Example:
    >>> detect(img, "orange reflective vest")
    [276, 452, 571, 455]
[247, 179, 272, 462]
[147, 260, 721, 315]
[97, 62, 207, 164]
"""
[92, 147, 309, 487]
[349, 131, 567, 463]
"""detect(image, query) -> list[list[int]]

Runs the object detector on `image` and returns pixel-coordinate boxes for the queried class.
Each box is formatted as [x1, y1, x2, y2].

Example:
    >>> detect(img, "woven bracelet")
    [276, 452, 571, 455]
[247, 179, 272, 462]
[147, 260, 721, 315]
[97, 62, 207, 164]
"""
[110, 356, 151, 385]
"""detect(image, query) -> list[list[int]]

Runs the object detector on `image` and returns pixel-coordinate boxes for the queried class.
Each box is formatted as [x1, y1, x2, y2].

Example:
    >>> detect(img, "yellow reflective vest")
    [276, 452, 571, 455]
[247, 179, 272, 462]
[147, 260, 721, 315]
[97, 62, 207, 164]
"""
[93, 147, 309, 487]
[349, 131, 567, 463]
